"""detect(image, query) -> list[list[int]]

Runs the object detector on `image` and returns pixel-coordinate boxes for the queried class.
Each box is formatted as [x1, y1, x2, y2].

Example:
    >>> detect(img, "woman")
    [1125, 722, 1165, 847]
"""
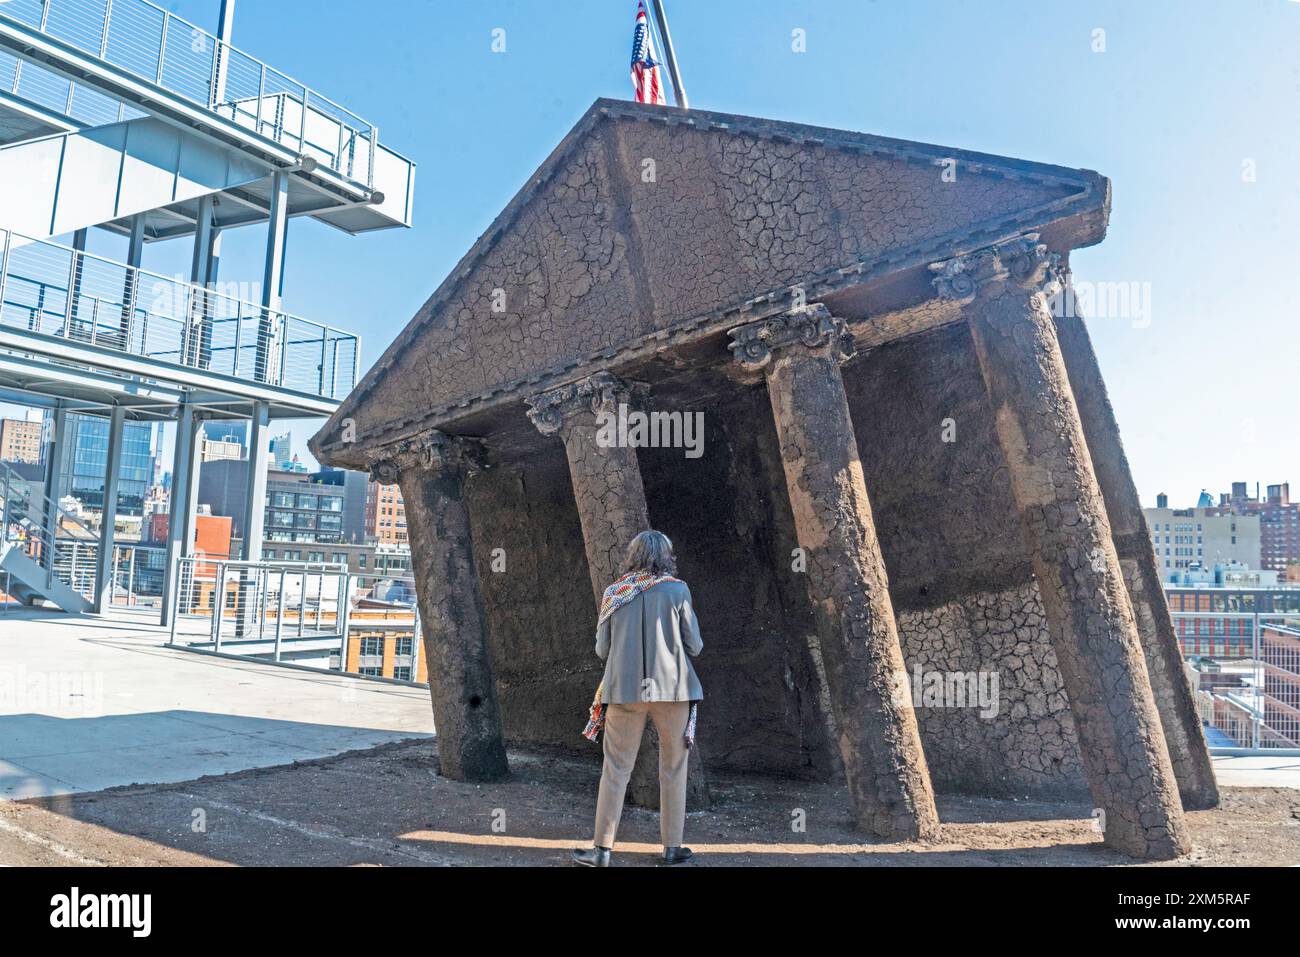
[572, 530, 703, 867]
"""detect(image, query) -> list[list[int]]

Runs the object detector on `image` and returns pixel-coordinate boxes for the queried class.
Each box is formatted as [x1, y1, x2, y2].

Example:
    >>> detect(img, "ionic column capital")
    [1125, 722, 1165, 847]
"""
[526, 371, 647, 437]
[727, 304, 854, 374]
[365, 428, 485, 484]
[929, 233, 1061, 304]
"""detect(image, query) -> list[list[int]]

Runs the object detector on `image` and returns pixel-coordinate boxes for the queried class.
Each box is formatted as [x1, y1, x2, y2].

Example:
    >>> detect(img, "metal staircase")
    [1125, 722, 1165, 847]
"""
[0, 459, 96, 612]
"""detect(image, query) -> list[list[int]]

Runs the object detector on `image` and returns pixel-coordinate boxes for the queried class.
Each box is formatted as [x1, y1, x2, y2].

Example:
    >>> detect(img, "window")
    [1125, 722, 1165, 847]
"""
[270, 511, 294, 528]
[321, 496, 343, 512]
[392, 666, 412, 681]
[359, 667, 382, 678]
[297, 493, 318, 510]
[308, 551, 325, 563]
[359, 555, 367, 569]
[295, 513, 317, 529]
[360, 636, 383, 656]
[395, 637, 414, 656]
[272, 491, 295, 508]
[265, 549, 276, 560]
[318, 514, 342, 532]
[332, 552, 347, 564]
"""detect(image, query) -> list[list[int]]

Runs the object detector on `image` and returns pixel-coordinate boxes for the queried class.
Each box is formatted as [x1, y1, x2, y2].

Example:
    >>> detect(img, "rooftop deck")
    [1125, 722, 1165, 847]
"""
[0, 607, 432, 799]
[1, 608, 1297, 866]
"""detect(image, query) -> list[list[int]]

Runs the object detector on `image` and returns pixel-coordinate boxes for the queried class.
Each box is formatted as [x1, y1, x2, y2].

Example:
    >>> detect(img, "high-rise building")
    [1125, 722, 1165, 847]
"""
[0, 415, 44, 464]
[198, 460, 352, 550]
[269, 432, 294, 470]
[57, 414, 156, 517]
[366, 480, 407, 544]
[1221, 482, 1300, 574]
[1144, 501, 1261, 574]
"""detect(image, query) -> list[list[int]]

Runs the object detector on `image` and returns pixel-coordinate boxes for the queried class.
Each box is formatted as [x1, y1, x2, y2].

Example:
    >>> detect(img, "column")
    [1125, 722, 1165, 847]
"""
[187, 196, 215, 368]
[1053, 273, 1218, 810]
[371, 429, 508, 781]
[527, 373, 709, 811]
[93, 405, 125, 613]
[240, 401, 269, 562]
[256, 171, 290, 385]
[729, 305, 939, 841]
[160, 401, 197, 627]
[118, 214, 145, 348]
[40, 402, 67, 585]
[933, 234, 1190, 859]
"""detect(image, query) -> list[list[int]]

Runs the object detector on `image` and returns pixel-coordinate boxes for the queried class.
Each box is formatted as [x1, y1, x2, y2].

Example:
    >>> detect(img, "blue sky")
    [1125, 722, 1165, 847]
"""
[80, 0, 1300, 506]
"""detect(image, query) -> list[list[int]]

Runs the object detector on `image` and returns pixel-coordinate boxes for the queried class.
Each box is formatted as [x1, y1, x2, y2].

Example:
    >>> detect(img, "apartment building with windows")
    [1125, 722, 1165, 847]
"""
[366, 479, 407, 544]
[0, 414, 43, 463]
[1145, 502, 1261, 575]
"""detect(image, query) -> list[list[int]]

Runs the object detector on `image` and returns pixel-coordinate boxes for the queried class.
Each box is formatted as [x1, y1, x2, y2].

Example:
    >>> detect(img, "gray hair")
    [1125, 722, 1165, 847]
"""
[621, 530, 677, 578]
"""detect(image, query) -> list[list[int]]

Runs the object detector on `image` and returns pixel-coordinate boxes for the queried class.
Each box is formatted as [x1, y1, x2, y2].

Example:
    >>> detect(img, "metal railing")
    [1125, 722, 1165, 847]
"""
[166, 556, 423, 685]
[1171, 608, 1300, 752]
[0, 227, 360, 398]
[0, 0, 380, 187]
[0, 458, 98, 602]
[0, 49, 137, 127]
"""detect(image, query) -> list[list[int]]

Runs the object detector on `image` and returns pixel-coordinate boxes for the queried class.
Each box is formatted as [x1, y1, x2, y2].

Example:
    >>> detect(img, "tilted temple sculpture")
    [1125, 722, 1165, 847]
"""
[310, 99, 1217, 860]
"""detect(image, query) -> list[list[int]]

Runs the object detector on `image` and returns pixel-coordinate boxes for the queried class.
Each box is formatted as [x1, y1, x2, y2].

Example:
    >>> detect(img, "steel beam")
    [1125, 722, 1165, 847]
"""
[241, 400, 270, 561]
[93, 404, 125, 613]
[159, 401, 196, 626]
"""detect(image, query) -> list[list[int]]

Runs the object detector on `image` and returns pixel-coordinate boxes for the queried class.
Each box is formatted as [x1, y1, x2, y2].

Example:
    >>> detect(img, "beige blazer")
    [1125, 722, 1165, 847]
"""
[595, 580, 703, 704]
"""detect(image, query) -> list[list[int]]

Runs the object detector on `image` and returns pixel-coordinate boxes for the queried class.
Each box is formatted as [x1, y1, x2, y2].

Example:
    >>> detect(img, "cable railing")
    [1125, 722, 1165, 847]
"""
[0, 227, 360, 399]
[0, 49, 137, 127]
[1171, 608, 1300, 753]
[0, 0, 380, 188]
[167, 557, 424, 685]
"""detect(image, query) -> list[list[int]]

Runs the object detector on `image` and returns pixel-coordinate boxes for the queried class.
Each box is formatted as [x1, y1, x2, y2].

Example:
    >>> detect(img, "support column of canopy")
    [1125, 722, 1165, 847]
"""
[729, 306, 940, 841]
[256, 171, 290, 386]
[527, 373, 710, 811]
[240, 401, 269, 563]
[118, 214, 146, 347]
[187, 196, 215, 368]
[1052, 269, 1218, 811]
[39, 402, 67, 595]
[160, 400, 198, 627]
[932, 235, 1190, 859]
[65, 229, 87, 334]
[370, 429, 508, 781]
[93, 405, 126, 613]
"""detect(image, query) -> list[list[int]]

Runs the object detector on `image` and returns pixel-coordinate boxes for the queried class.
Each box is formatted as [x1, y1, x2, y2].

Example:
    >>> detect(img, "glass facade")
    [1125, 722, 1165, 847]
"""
[58, 414, 156, 516]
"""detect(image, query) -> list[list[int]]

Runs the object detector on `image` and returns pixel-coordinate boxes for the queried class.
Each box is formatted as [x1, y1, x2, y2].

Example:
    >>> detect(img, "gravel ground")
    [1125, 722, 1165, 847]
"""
[2, 739, 1298, 866]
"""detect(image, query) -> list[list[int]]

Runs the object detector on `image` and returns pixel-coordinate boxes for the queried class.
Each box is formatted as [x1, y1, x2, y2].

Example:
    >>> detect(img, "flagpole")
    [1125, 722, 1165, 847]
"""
[650, 0, 689, 109]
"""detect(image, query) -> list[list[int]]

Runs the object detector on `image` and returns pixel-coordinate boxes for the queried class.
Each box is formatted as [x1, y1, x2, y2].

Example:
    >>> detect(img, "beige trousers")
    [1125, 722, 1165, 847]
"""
[593, 700, 690, 849]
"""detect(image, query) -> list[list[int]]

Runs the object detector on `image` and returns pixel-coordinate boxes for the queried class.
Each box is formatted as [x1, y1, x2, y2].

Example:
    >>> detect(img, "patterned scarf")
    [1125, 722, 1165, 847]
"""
[583, 571, 692, 745]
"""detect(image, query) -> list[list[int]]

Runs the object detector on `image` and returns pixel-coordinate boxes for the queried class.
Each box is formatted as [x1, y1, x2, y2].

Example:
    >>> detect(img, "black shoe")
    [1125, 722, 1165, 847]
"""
[661, 846, 694, 865]
[572, 846, 611, 867]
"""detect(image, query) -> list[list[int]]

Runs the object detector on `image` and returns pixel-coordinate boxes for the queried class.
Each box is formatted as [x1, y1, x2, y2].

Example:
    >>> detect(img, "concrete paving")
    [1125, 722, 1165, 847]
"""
[1212, 754, 1300, 789]
[2, 606, 1296, 807]
[0, 608, 433, 799]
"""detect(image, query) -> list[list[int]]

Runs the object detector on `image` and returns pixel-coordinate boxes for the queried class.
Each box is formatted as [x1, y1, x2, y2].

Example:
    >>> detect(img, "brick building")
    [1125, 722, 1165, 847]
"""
[0, 416, 43, 464]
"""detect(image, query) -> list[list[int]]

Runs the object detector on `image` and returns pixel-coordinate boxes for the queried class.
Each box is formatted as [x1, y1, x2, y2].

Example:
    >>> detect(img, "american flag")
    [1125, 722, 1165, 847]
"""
[630, 0, 667, 105]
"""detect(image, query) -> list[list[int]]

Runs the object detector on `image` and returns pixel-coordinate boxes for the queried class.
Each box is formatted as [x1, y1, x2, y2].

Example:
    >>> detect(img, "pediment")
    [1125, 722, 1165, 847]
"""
[313, 99, 1107, 467]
